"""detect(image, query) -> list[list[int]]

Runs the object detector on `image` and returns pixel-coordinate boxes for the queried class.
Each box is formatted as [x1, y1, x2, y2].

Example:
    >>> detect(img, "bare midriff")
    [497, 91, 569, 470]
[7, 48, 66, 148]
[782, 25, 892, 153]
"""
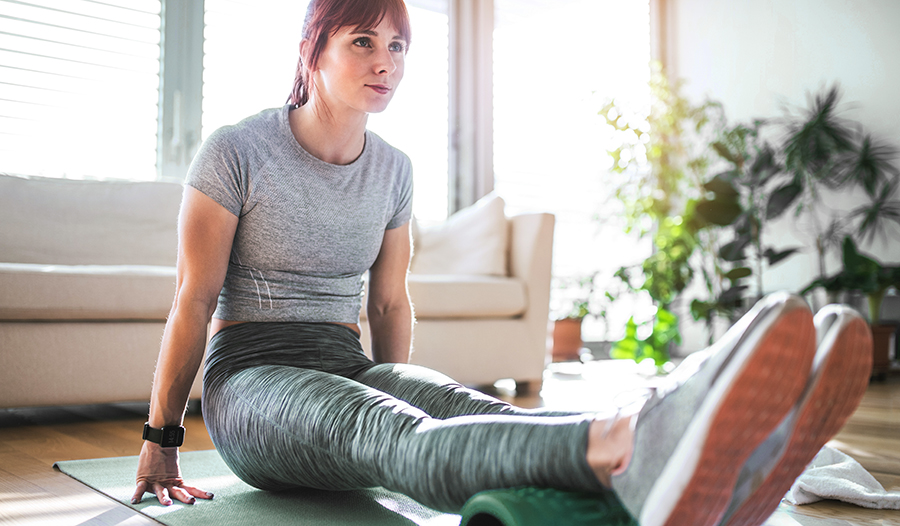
[209, 318, 361, 338]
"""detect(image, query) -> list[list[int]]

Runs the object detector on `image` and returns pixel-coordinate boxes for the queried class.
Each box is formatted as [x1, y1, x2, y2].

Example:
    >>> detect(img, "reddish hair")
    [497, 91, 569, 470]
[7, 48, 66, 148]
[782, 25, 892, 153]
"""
[288, 0, 411, 107]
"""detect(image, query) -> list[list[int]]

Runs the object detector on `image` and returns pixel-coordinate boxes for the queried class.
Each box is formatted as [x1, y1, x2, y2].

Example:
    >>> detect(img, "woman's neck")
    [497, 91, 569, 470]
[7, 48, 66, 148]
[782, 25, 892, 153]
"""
[289, 98, 368, 166]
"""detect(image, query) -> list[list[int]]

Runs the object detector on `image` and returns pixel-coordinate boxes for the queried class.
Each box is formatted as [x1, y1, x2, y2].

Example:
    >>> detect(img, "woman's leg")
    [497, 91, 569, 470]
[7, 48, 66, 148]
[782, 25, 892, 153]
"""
[352, 362, 580, 419]
[202, 364, 606, 512]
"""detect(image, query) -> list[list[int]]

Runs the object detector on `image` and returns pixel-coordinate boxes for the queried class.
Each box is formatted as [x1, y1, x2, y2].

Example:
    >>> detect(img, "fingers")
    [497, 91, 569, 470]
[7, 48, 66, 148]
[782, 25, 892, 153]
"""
[182, 484, 215, 500]
[131, 480, 148, 504]
[134, 480, 211, 506]
[153, 484, 172, 506]
[169, 485, 197, 505]
[142, 482, 211, 506]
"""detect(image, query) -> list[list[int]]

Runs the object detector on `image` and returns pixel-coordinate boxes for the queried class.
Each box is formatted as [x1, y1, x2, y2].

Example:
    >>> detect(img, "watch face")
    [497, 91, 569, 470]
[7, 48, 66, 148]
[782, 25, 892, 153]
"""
[161, 426, 185, 447]
[144, 423, 185, 447]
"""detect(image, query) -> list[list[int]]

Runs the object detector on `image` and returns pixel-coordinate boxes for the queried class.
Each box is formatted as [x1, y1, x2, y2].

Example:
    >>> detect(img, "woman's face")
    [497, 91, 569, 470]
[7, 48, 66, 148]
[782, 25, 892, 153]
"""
[311, 17, 407, 116]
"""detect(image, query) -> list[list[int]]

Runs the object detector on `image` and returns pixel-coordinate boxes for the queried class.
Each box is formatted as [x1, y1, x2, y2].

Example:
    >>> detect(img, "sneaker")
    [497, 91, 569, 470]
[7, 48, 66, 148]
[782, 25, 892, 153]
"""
[611, 292, 816, 526]
[720, 304, 873, 526]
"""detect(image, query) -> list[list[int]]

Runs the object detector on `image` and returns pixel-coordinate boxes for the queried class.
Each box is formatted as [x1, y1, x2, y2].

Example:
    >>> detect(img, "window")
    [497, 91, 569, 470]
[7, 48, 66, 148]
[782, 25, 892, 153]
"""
[0, 0, 161, 181]
[368, 2, 448, 222]
[493, 0, 652, 341]
[201, 0, 308, 139]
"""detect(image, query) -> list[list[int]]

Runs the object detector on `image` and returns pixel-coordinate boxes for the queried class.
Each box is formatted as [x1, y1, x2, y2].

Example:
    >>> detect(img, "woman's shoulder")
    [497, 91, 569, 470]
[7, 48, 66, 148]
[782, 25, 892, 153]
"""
[206, 107, 286, 149]
[364, 130, 412, 171]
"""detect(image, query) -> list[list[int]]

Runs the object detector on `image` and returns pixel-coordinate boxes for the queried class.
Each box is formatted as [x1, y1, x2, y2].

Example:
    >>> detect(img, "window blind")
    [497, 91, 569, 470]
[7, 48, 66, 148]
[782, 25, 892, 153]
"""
[0, 0, 161, 180]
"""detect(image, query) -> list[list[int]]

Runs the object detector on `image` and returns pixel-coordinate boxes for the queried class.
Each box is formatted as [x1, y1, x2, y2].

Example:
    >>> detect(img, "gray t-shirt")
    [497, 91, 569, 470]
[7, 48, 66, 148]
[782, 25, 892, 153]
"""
[185, 104, 413, 324]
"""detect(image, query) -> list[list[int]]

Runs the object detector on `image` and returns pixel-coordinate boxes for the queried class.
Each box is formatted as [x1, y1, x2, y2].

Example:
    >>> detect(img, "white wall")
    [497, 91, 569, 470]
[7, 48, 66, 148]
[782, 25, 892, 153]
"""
[663, 0, 900, 347]
[667, 0, 900, 135]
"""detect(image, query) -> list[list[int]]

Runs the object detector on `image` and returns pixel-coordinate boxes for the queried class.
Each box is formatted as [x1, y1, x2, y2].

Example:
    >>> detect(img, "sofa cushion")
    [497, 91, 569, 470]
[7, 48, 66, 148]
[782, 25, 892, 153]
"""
[0, 175, 181, 266]
[404, 275, 527, 319]
[410, 193, 508, 276]
[0, 263, 176, 320]
[360, 275, 527, 320]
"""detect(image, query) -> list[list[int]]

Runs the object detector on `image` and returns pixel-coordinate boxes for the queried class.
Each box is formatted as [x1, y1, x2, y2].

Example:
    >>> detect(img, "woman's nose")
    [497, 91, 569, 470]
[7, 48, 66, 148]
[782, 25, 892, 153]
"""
[373, 48, 396, 75]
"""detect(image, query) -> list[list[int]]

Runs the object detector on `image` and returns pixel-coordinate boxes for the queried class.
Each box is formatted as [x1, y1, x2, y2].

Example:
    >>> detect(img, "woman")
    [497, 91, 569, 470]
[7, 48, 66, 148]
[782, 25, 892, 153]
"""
[131, 1, 871, 524]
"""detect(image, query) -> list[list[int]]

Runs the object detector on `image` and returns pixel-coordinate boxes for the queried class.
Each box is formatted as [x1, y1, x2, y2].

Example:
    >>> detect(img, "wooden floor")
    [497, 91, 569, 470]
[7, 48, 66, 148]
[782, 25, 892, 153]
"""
[1, 365, 897, 526]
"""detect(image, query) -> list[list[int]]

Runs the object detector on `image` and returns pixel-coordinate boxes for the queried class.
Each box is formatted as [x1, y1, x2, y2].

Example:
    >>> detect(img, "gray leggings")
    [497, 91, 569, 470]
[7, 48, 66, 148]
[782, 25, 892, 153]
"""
[201, 322, 605, 512]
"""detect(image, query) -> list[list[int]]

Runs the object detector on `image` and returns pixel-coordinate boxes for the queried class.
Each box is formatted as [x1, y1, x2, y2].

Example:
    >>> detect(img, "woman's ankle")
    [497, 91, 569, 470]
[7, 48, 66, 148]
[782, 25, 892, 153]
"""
[586, 413, 637, 487]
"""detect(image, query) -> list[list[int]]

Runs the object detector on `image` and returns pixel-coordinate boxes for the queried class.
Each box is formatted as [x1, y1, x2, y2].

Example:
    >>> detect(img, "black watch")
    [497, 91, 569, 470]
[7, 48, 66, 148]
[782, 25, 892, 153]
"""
[142, 422, 185, 448]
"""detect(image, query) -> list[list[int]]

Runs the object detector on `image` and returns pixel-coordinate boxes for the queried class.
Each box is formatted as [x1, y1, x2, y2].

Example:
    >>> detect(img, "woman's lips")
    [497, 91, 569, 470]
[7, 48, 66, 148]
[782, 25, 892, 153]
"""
[366, 85, 391, 95]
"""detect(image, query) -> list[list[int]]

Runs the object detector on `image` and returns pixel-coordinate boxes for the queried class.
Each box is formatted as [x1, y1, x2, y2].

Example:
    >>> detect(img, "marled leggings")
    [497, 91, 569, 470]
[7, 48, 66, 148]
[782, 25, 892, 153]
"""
[201, 322, 605, 512]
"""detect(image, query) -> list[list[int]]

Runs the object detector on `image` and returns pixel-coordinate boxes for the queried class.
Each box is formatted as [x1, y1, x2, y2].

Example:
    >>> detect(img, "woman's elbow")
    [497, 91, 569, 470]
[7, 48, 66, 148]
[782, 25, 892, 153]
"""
[367, 296, 412, 320]
[171, 284, 219, 323]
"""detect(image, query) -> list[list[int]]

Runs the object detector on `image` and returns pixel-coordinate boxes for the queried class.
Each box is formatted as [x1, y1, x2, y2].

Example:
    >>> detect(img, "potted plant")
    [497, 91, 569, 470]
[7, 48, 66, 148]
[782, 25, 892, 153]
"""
[693, 121, 801, 324]
[802, 236, 900, 373]
[550, 273, 597, 362]
[601, 65, 726, 360]
[770, 86, 900, 295]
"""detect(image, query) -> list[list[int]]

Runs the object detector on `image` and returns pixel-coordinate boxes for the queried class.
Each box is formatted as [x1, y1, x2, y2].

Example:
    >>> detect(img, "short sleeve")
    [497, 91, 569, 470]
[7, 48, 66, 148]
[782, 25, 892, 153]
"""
[386, 153, 413, 229]
[184, 126, 247, 217]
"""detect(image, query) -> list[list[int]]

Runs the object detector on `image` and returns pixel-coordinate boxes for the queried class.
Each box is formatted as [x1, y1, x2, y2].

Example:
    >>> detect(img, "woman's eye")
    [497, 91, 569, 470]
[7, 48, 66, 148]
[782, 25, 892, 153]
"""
[389, 42, 405, 53]
[353, 37, 371, 48]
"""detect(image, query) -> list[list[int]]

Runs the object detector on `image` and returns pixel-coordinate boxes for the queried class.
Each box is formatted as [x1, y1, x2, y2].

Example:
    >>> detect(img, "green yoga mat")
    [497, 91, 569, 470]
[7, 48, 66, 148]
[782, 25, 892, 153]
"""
[55, 450, 635, 526]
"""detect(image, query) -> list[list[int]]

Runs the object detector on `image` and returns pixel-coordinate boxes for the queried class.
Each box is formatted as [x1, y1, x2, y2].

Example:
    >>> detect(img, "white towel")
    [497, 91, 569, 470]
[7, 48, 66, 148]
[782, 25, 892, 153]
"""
[785, 446, 900, 509]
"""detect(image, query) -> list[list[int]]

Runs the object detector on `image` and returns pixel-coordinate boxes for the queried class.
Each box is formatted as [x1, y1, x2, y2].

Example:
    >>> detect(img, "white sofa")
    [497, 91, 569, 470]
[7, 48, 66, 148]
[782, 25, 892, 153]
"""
[362, 195, 555, 389]
[0, 175, 554, 408]
[0, 175, 203, 408]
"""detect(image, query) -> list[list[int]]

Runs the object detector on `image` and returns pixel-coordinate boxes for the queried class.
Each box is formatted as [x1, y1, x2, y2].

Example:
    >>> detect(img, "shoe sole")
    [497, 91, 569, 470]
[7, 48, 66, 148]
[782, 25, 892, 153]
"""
[722, 313, 873, 526]
[644, 302, 816, 526]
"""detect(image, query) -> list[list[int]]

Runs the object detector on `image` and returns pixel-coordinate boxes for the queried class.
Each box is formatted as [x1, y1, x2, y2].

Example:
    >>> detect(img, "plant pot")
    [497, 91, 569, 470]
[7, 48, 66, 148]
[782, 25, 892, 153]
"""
[870, 323, 896, 371]
[551, 318, 584, 362]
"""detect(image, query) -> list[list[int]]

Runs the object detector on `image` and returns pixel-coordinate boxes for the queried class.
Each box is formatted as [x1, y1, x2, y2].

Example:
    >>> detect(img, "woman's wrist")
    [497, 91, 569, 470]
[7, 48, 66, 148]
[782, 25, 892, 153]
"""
[142, 422, 186, 448]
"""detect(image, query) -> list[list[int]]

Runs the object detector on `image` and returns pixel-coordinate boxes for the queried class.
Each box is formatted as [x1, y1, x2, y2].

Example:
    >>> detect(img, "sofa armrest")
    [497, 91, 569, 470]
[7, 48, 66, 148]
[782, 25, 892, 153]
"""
[508, 213, 555, 323]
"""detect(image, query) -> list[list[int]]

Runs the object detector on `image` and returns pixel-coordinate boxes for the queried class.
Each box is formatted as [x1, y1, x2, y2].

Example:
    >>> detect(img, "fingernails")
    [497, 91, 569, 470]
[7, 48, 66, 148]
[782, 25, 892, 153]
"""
[163, 499, 172, 506]
[131, 498, 139, 504]
[206, 492, 214, 498]
[188, 497, 196, 505]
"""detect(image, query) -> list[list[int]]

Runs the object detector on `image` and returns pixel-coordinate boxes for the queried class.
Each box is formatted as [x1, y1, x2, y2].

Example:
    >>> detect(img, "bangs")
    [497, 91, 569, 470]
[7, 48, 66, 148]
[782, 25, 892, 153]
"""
[322, 0, 411, 45]
[292, 0, 412, 106]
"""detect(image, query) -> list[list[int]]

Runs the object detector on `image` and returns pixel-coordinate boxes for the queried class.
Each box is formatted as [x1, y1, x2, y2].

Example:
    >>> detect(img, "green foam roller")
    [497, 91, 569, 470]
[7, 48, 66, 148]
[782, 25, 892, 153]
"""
[459, 487, 638, 526]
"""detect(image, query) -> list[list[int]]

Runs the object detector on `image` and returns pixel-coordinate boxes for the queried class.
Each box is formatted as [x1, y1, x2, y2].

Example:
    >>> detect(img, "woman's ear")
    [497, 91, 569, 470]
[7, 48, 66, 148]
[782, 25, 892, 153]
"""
[299, 39, 312, 67]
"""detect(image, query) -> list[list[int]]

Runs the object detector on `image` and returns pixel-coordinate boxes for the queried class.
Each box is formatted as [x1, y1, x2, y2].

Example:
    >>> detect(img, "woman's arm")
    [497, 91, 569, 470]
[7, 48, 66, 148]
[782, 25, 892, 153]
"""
[366, 222, 413, 364]
[132, 186, 238, 506]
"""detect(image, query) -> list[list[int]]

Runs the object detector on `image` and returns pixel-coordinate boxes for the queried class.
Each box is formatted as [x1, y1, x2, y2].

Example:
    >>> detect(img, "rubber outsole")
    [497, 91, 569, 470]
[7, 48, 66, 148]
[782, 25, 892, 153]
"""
[660, 307, 816, 526]
[722, 315, 873, 526]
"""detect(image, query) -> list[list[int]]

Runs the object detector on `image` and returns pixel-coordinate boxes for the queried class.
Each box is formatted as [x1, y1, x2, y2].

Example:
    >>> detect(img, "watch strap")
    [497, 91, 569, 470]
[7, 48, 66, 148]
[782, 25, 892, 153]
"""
[142, 422, 185, 447]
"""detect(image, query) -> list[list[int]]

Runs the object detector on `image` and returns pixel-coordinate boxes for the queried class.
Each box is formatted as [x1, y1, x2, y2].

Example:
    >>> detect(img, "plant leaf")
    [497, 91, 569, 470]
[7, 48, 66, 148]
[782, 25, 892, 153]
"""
[720, 234, 752, 262]
[697, 196, 743, 226]
[704, 172, 740, 197]
[763, 247, 801, 266]
[712, 141, 741, 165]
[749, 144, 781, 185]
[766, 182, 803, 219]
[690, 299, 715, 321]
[719, 285, 749, 305]
[783, 85, 856, 177]
[851, 179, 900, 244]
[840, 133, 900, 196]
[725, 267, 752, 281]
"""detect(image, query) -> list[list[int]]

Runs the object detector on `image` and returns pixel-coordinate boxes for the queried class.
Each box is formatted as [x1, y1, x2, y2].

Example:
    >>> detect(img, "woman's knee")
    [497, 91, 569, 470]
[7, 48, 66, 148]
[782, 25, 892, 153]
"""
[204, 365, 432, 490]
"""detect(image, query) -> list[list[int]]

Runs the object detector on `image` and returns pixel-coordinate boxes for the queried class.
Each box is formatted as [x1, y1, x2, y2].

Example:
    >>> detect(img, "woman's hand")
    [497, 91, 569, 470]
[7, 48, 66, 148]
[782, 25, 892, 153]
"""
[132, 441, 213, 506]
